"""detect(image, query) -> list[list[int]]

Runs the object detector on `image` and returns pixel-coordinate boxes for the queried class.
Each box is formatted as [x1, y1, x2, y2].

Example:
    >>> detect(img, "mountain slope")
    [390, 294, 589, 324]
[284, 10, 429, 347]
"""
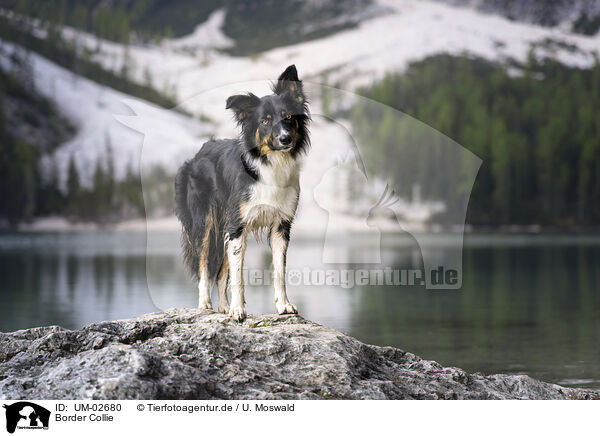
[436, 0, 600, 35]
[3, 0, 600, 227]
[0, 0, 386, 55]
[41, 0, 598, 126]
[4, 0, 599, 128]
[0, 41, 207, 186]
[0, 58, 74, 224]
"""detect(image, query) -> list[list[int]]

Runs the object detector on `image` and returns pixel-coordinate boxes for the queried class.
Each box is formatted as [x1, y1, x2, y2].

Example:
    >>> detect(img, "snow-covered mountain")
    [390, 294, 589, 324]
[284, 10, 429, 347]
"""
[2, 0, 599, 196]
[0, 42, 208, 188]
[55, 0, 600, 124]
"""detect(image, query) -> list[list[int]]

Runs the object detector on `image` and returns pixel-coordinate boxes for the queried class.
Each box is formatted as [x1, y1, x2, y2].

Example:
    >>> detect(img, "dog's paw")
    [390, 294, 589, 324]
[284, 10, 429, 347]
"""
[198, 300, 213, 310]
[276, 301, 298, 315]
[229, 306, 247, 322]
[218, 302, 230, 314]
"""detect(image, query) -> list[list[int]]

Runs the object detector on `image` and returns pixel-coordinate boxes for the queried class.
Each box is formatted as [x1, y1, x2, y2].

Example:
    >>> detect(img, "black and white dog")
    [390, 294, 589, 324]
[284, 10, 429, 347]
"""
[174, 65, 310, 321]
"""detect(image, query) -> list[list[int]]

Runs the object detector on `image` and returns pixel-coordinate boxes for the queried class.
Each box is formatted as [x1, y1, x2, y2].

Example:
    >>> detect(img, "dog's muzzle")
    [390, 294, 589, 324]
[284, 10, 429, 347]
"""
[273, 133, 293, 151]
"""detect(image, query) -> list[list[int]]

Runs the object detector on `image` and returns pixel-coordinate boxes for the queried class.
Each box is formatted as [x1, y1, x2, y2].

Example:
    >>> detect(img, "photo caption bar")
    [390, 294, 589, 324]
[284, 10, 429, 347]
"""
[1, 400, 596, 436]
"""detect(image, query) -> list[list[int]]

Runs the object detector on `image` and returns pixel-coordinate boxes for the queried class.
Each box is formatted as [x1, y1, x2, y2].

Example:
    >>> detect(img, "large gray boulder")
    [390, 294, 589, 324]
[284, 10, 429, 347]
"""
[0, 309, 598, 400]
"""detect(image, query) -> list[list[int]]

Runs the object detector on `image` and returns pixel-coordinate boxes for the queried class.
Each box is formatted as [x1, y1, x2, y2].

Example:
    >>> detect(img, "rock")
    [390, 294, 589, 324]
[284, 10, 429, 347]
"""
[0, 309, 598, 400]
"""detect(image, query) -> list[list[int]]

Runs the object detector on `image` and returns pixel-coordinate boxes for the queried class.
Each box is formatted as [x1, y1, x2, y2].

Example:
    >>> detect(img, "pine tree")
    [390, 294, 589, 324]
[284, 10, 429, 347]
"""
[66, 155, 81, 217]
[104, 139, 116, 216]
[92, 158, 108, 221]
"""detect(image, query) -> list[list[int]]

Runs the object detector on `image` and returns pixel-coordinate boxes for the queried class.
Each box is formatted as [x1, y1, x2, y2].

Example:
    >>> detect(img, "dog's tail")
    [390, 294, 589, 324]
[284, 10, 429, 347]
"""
[174, 161, 200, 280]
[174, 160, 225, 281]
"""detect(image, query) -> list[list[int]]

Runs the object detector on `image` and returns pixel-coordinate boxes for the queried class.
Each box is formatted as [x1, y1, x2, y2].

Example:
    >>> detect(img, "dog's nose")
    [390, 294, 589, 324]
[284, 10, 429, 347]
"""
[278, 134, 292, 146]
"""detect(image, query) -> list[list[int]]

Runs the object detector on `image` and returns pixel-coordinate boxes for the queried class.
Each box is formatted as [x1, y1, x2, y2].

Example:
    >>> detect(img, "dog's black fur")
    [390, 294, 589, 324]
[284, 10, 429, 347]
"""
[174, 66, 309, 316]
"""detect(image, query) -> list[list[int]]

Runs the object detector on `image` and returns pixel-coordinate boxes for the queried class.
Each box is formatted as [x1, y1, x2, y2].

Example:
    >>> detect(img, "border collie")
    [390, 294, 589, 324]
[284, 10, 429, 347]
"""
[174, 65, 310, 321]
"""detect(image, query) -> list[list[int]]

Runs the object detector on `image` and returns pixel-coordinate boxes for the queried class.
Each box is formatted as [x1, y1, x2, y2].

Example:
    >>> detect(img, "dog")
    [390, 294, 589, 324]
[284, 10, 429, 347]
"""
[174, 65, 310, 321]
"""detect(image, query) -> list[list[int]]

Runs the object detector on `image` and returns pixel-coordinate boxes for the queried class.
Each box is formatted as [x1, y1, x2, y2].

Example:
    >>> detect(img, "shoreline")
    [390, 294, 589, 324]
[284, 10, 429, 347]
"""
[6, 216, 600, 234]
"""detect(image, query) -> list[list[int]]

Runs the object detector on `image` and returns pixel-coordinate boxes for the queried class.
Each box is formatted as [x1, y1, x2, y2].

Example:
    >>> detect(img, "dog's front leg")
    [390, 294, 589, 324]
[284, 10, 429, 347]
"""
[271, 221, 298, 315]
[227, 232, 247, 321]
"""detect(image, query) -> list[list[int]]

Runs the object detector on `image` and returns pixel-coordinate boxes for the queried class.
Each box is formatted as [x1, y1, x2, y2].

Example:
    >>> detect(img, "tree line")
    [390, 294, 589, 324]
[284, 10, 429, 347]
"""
[0, 10, 180, 227]
[1, 0, 371, 57]
[1, 0, 215, 43]
[0, 64, 159, 227]
[0, 13, 178, 109]
[352, 54, 600, 227]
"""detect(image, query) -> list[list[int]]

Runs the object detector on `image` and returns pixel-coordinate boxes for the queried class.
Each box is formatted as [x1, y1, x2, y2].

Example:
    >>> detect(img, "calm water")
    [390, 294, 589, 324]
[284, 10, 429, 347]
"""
[0, 230, 599, 389]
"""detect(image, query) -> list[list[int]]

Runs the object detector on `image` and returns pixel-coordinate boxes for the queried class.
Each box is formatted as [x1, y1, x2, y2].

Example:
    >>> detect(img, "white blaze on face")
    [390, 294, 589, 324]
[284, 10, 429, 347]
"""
[275, 122, 290, 140]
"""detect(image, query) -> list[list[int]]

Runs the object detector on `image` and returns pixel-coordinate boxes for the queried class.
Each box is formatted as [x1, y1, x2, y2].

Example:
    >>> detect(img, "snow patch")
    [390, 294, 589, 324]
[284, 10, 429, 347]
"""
[0, 41, 208, 188]
[168, 9, 234, 51]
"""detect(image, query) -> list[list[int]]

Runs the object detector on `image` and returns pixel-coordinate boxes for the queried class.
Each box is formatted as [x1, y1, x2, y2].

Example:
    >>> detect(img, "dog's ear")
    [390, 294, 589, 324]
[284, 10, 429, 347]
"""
[273, 65, 305, 103]
[278, 64, 299, 82]
[226, 93, 260, 123]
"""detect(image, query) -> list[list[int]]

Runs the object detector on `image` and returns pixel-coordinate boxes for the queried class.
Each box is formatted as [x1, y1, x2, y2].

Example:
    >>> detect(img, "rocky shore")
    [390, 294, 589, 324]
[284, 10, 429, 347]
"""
[0, 309, 598, 400]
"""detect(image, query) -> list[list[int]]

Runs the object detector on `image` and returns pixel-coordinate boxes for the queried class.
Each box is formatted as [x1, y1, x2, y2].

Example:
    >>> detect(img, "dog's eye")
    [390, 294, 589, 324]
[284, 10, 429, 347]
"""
[262, 119, 270, 125]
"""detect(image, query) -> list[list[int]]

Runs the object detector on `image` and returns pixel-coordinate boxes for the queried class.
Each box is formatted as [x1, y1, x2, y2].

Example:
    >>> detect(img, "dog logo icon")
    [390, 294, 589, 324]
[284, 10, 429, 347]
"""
[3, 402, 50, 434]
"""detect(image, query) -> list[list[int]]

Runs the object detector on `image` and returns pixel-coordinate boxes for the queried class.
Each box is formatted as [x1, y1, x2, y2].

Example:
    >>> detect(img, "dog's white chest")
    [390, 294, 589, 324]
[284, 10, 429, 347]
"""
[243, 156, 300, 227]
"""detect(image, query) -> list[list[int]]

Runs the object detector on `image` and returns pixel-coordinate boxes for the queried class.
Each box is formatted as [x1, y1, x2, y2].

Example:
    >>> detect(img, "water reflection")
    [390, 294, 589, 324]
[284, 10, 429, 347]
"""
[350, 237, 600, 388]
[0, 232, 156, 331]
[0, 231, 598, 389]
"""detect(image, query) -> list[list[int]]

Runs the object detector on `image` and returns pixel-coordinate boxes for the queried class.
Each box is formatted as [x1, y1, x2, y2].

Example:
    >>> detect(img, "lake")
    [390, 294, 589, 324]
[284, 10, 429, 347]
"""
[0, 230, 598, 389]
